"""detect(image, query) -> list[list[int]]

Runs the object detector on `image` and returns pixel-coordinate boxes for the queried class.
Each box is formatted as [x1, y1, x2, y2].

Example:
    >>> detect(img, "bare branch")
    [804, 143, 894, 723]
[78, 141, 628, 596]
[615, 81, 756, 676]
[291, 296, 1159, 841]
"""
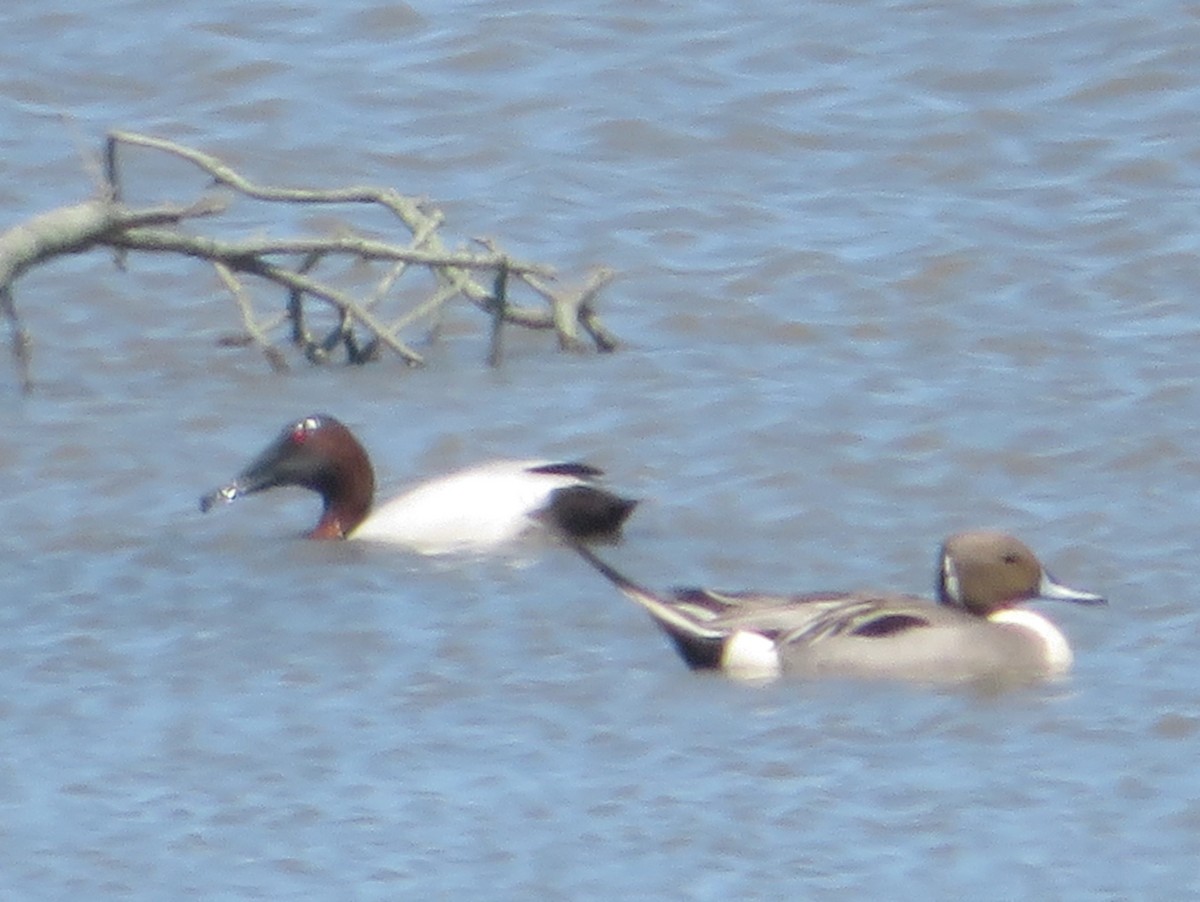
[523, 267, 620, 352]
[242, 257, 426, 366]
[487, 261, 509, 368]
[0, 131, 621, 391]
[108, 227, 547, 274]
[0, 197, 222, 287]
[0, 286, 32, 394]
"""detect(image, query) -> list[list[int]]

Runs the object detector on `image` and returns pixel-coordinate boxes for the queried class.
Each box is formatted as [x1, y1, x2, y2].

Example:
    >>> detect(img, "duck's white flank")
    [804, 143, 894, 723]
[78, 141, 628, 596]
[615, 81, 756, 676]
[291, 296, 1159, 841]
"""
[987, 608, 1074, 675]
[349, 459, 579, 554]
[720, 631, 783, 681]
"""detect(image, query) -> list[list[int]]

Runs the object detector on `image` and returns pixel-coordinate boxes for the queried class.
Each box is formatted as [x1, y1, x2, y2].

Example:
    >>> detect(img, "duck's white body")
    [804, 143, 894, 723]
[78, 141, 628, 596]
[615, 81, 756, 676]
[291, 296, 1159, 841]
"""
[351, 459, 597, 554]
[200, 414, 637, 554]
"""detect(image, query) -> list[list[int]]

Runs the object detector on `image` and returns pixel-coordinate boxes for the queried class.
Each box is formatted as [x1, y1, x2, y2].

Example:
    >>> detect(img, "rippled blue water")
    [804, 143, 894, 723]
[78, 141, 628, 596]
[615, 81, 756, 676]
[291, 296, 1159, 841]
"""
[2, 0, 1199, 898]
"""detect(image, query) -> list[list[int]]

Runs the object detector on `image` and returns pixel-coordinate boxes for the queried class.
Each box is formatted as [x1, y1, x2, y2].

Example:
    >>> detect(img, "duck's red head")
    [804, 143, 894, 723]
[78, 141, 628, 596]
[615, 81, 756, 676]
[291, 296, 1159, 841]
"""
[200, 414, 375, 539]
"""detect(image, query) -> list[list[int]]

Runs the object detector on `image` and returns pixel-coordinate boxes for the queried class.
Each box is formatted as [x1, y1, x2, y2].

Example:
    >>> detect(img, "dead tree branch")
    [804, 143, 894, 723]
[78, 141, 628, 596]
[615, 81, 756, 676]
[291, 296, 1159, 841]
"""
[0, 130, 620, 392]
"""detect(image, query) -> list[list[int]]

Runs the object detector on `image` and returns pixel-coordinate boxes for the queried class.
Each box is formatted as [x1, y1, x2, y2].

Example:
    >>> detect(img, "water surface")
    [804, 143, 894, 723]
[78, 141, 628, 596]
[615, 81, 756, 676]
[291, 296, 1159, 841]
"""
[1, 1, 1199, 898]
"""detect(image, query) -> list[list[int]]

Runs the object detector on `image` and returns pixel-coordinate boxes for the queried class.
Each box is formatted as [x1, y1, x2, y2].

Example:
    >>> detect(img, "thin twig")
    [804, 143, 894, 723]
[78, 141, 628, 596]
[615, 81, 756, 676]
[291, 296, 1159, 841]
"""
[487, 261, 509, 368]
[244, 258, 426, 366]
[0, 286, 32, 394]
[385, 280, 461, 339]
[212, 262, 288, 372]
[522, 267, 619, 352]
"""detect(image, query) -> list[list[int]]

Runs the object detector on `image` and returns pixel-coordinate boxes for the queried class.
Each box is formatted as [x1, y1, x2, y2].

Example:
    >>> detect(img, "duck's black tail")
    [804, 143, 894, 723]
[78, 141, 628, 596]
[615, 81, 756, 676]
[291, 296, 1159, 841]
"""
[570, 539, 647, 594]
[543, 485, 638, 542]
[569, 541, 729, 671]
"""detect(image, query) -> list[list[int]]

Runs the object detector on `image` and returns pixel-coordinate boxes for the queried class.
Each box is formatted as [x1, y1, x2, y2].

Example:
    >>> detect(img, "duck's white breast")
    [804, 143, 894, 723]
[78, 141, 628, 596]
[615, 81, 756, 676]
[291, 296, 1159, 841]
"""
[987, 608, 1074, 675]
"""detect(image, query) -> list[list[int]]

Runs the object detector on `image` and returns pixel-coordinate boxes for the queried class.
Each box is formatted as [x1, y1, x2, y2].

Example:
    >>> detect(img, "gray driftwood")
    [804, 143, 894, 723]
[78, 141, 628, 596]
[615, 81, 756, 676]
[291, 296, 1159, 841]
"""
[0, 130, 619, 393]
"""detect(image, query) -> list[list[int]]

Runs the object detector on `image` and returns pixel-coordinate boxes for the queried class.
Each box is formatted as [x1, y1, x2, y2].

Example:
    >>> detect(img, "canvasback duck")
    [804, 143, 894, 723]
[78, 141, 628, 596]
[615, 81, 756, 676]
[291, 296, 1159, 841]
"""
[201, 413, 638, 554]
[574, 531, 1104, 684]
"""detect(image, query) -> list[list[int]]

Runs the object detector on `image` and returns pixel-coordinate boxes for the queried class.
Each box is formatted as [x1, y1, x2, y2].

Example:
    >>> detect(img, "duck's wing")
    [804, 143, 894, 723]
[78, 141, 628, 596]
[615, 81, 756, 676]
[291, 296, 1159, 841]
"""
[525, 461, 606, 480]
[574, 546, 900, 665]
[656, 586, 865, 634]
[574, 545, 903, 635]
[773, 593, 949, 646]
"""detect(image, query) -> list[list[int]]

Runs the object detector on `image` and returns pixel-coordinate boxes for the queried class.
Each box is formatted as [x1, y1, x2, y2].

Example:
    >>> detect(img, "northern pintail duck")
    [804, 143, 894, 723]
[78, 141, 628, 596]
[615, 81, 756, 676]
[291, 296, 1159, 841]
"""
[574, 531, 1104, 683]
[201, 413, 637, 554]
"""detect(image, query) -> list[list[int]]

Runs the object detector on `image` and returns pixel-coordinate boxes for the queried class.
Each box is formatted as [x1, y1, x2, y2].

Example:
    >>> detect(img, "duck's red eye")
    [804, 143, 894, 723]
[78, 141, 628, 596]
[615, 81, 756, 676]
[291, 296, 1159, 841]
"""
[292, 417, 320, 444]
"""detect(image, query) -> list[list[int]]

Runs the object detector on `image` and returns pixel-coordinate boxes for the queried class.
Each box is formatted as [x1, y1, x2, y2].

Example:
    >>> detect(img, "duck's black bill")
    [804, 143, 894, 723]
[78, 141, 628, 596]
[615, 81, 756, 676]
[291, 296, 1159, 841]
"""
[1037, 572, 1106, 606]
